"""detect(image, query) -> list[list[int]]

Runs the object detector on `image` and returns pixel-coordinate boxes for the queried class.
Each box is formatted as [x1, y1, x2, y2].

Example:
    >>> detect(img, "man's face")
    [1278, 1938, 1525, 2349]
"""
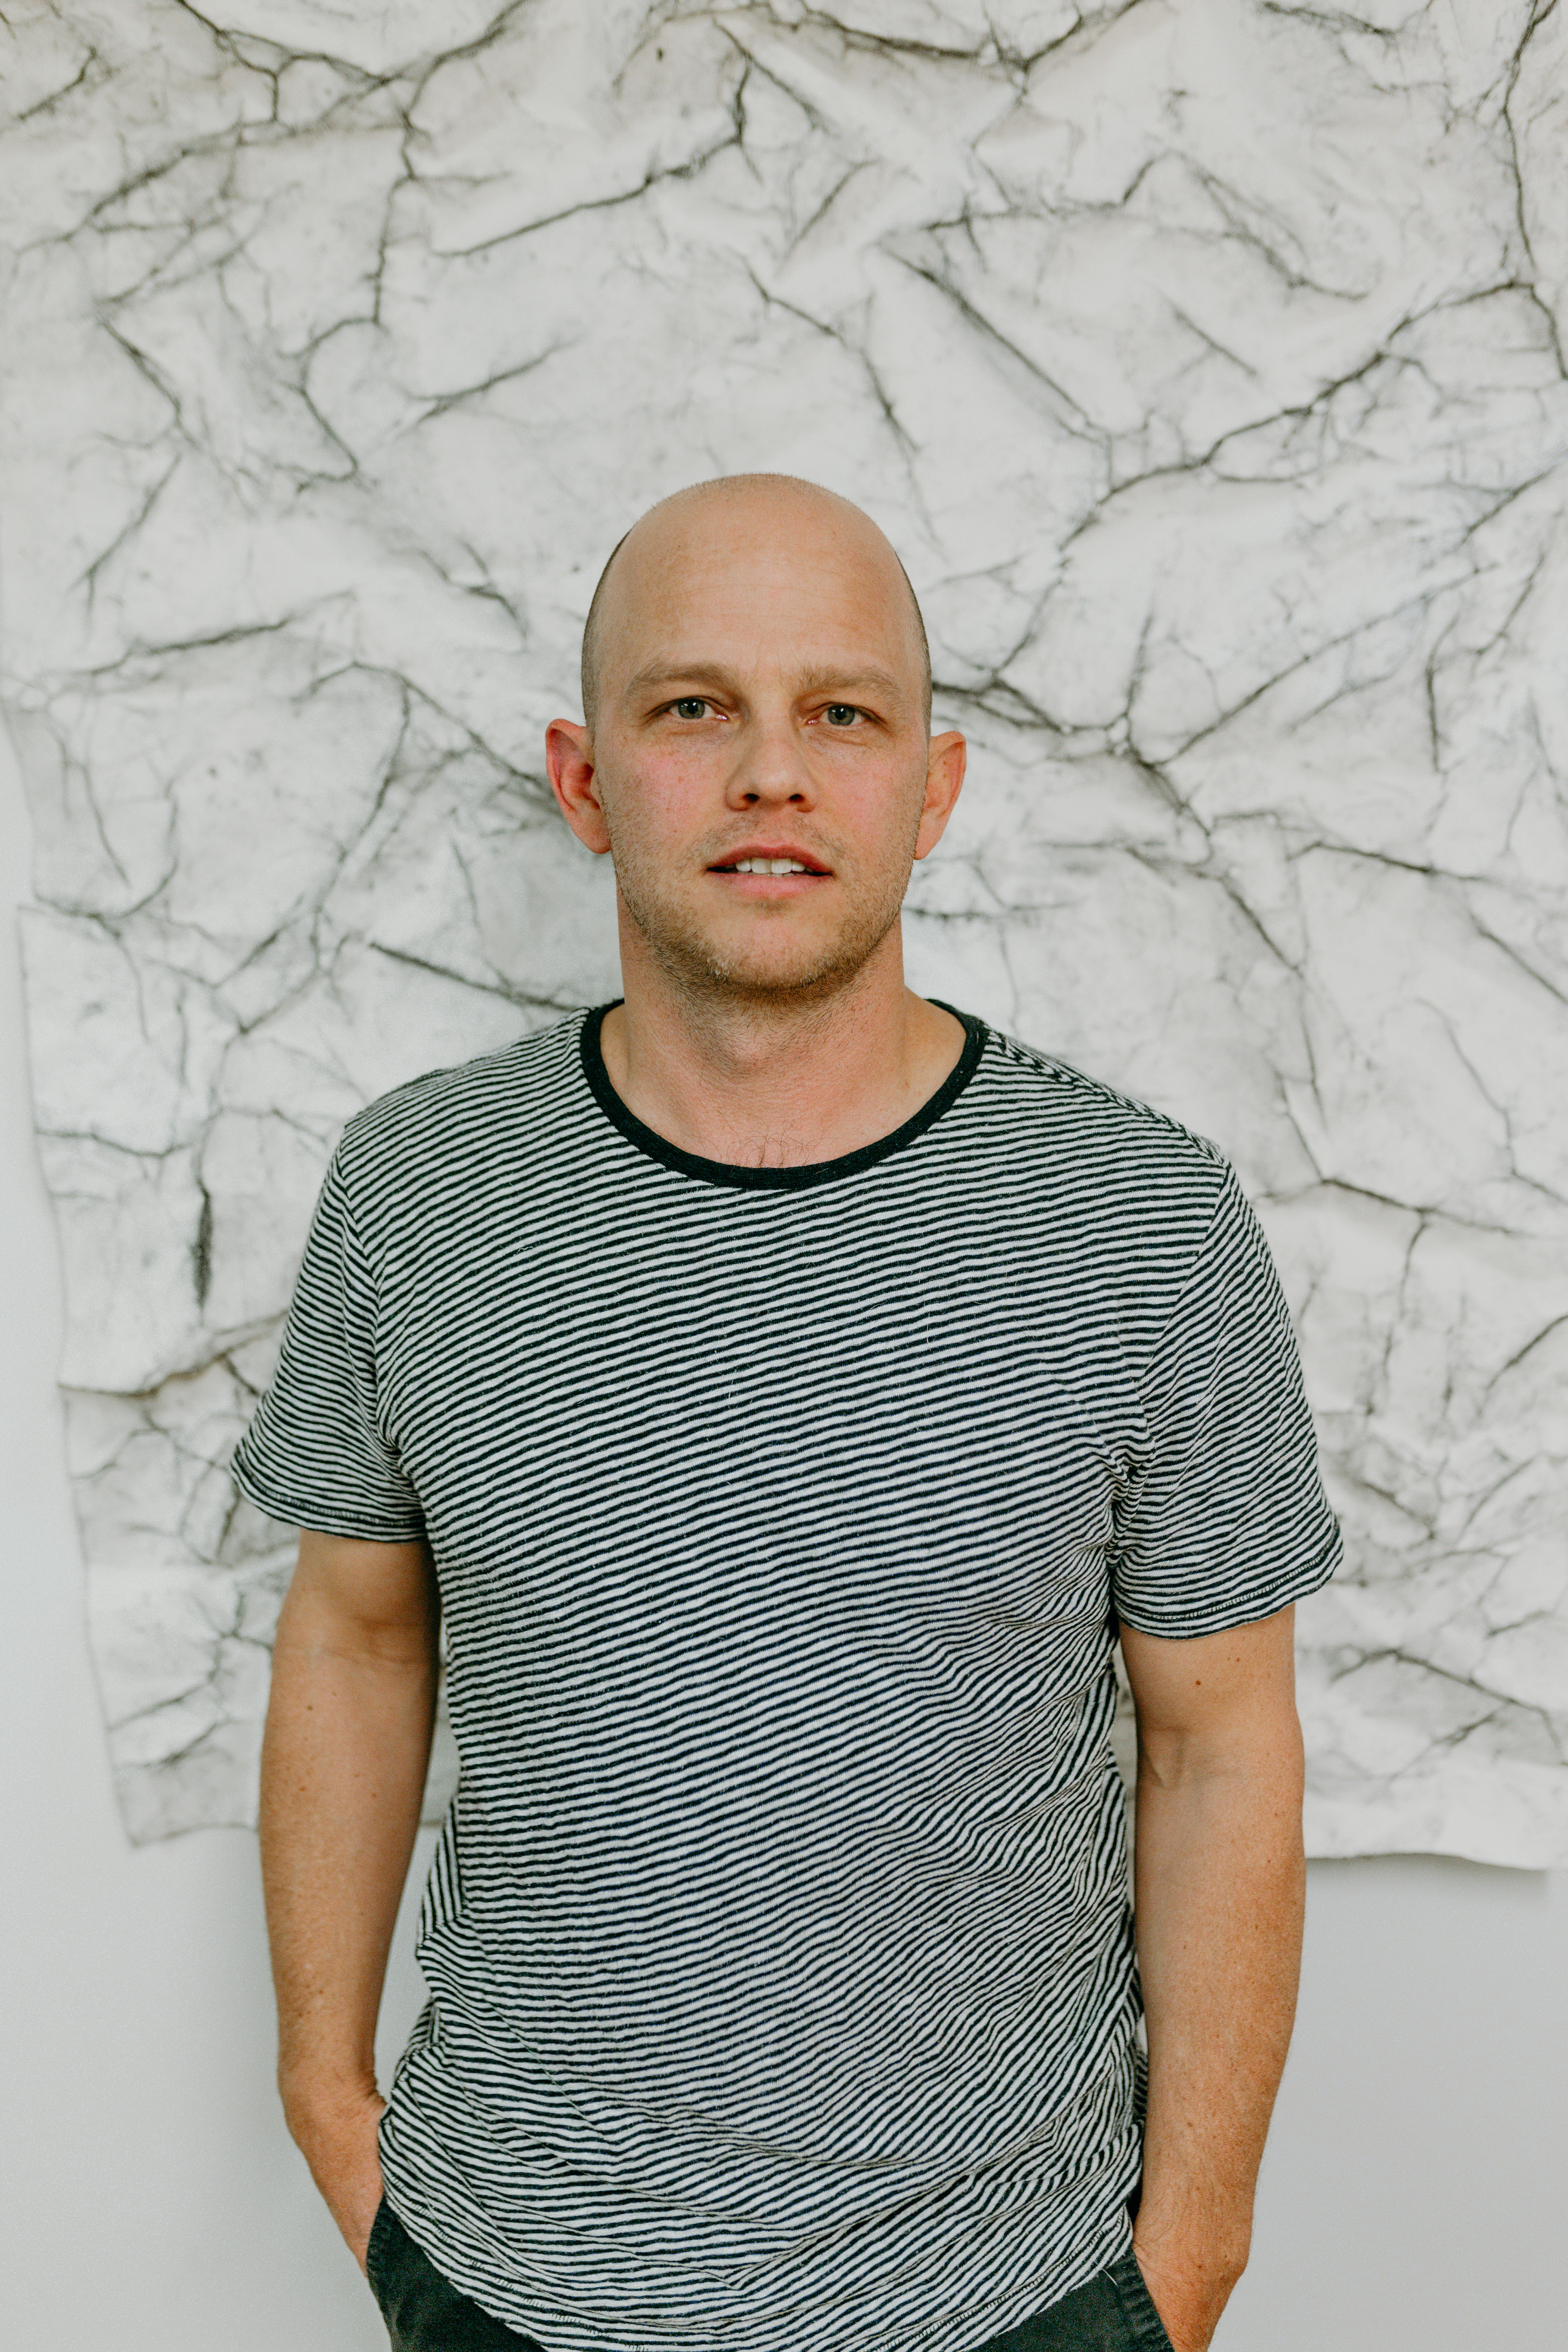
[549, 488, 965, 1004]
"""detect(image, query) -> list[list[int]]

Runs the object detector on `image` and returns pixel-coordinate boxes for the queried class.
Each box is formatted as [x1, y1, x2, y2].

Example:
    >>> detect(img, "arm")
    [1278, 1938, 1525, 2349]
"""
[1119, 1603, 1305, 2352]
[259, 1528, 440, 2267]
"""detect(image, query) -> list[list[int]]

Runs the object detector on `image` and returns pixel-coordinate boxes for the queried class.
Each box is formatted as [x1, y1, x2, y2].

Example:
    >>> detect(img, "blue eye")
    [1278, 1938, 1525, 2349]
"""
[824, 704, 858, 726]
[673, 698, 708, 720]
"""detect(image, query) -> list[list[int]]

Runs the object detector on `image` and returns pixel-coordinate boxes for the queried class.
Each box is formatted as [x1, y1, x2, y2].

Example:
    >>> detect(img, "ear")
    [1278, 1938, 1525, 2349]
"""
[913, 729, 966, 861]
[546, 719, 612, 855]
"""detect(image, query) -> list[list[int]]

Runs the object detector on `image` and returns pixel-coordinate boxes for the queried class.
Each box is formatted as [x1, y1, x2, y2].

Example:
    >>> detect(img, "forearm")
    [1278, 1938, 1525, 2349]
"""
[259, 1573, 438, 2124]
[1131, 1737, 1305, 2340]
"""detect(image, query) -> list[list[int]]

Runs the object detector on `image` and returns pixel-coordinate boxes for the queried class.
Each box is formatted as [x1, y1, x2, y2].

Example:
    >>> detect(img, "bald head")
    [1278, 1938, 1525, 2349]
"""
[580, 474, 932, 732]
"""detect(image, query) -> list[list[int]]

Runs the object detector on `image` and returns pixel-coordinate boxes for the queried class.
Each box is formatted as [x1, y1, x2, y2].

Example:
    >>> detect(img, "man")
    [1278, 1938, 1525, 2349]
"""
[234, 474, 1340, 2352]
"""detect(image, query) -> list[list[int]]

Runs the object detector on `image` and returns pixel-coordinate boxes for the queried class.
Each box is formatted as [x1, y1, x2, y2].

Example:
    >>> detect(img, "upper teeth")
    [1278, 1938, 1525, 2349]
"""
[734, 857, 808, 874]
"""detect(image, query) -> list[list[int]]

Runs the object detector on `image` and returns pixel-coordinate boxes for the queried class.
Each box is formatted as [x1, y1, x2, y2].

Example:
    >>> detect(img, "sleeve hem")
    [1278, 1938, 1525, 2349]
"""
[1113, 1524, 1342, 1643]
[230, 1455, 426, 1545]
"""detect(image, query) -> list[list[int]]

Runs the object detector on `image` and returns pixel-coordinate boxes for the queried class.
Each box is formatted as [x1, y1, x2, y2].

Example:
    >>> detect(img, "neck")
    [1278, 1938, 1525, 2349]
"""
[599, 924, 965, 1170]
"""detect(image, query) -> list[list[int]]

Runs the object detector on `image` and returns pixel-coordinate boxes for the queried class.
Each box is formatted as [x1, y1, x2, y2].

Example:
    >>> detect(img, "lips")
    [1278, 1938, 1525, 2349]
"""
[708, 844, 832, 876]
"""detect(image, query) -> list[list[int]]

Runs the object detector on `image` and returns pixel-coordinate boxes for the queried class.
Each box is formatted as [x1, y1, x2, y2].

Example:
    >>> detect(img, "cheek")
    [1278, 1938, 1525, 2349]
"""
[837, 769, 930, 864]
[603, 755, 716, 861]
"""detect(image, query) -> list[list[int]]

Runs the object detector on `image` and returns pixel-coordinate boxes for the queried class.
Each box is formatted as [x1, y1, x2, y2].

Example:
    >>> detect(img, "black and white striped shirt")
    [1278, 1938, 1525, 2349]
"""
[233, 1005, 1339, 2352]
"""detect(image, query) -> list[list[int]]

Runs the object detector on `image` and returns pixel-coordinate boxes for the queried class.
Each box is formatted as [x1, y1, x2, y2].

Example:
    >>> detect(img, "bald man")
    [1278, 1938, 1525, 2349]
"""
[237, 476, 1339, 2352]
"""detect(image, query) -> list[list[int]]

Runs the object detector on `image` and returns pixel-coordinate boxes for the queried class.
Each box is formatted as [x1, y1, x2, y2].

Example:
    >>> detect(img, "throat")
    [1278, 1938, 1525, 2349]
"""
[595, 991, 967, 1171]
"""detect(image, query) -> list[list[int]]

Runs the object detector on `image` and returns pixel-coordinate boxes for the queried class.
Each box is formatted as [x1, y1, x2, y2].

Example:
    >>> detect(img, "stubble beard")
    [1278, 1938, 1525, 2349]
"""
[610, 843, 913, 1014]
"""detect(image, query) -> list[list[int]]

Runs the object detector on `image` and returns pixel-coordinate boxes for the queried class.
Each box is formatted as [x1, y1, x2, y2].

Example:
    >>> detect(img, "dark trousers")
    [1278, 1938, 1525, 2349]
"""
[365, 2200, 1175, 2352]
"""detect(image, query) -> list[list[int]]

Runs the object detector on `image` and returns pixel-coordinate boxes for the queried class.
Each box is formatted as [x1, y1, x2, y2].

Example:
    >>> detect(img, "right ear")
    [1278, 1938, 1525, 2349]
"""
[545, 719, 612, 855]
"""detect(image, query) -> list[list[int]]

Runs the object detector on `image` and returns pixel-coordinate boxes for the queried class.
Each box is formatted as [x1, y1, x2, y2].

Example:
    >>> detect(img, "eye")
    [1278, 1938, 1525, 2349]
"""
[671, 697, 710, 720]
[823, 703, 860, 727]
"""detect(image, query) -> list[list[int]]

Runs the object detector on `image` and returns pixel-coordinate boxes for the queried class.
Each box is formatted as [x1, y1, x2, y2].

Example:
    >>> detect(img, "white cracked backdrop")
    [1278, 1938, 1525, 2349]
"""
[3, 0, 1566, 1860]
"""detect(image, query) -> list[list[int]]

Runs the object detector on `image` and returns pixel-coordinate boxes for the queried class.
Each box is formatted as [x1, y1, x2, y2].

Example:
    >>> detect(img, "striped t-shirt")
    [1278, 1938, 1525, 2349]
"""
[232, 1004, 1340, 2352]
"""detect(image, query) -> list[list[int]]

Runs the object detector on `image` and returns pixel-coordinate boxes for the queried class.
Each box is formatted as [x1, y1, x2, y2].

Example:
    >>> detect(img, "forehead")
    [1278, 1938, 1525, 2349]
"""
[600, 495, 922, 686]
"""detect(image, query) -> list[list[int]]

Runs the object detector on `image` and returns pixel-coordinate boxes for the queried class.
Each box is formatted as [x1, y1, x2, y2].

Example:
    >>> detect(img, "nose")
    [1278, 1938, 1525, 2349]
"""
[723, 707, 817, 811]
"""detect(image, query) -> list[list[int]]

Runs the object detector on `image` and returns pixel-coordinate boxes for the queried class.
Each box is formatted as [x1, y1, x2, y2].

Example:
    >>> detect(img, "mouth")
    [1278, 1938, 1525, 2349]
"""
[707, 845, 832, 882]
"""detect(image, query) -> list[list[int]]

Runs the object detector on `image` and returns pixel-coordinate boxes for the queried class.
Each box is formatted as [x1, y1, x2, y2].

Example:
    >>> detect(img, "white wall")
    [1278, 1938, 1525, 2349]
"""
[3, 747, 1563, 2346]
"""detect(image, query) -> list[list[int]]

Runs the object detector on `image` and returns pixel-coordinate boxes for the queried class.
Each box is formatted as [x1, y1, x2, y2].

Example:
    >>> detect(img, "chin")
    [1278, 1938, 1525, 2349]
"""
[698, 950, 860, 1000]
[671, 927, 883, 1002]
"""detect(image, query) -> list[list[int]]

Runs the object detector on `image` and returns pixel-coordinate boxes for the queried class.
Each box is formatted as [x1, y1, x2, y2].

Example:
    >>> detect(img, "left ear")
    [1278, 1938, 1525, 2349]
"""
[913, 730, 967, 861]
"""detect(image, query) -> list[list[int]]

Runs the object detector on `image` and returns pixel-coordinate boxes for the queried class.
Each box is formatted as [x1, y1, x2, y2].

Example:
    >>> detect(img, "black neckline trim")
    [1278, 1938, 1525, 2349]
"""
[577, 1001, 987, 1191]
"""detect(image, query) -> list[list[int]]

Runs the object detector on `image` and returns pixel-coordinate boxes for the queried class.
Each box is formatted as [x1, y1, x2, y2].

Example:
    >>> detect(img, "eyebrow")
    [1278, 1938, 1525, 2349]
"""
[623, 659, 912, 709]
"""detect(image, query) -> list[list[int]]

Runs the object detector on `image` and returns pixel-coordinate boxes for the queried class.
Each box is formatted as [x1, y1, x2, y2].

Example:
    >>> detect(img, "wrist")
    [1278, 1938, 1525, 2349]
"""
[279, 2065, 383, 2142]
[277, 2076, 386, 2272]
[1133, 2164, 1252, 2278]
[1133, 2215, 1250, 2294]
[1131, 2227, 1247, 2352]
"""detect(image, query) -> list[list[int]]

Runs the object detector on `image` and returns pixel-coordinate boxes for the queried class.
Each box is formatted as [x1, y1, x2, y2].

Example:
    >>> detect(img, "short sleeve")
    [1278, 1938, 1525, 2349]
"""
[230, 1149, 426, 1542]
[1111, 1166, 1340, 1638]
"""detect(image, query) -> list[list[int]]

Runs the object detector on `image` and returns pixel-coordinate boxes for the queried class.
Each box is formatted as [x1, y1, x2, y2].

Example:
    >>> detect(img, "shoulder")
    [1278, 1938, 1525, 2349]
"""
[968, 1029, 1274, 1368]
[972, 1023, 1232, 1210]
[331, 1012, 586, 1192]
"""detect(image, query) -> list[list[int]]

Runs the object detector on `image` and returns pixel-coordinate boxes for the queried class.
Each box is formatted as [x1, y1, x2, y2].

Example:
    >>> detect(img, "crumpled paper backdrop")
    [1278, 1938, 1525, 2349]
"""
[3, 0, 1565, 1857]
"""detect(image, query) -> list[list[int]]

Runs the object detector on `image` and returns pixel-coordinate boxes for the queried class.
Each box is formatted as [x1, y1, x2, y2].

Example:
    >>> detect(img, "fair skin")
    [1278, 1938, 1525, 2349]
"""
[1122, 1606, 1306, 2349]
[549, 477, 969, 1164]
[261, 477, 1307, 2350]
[261, 1529, 437, 2265]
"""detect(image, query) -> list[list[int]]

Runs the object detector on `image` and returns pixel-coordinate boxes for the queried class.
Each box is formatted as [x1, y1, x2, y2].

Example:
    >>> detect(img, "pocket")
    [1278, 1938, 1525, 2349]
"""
[1113, 2251, 1176, 2352]
[364, 2196, 395, 2305]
